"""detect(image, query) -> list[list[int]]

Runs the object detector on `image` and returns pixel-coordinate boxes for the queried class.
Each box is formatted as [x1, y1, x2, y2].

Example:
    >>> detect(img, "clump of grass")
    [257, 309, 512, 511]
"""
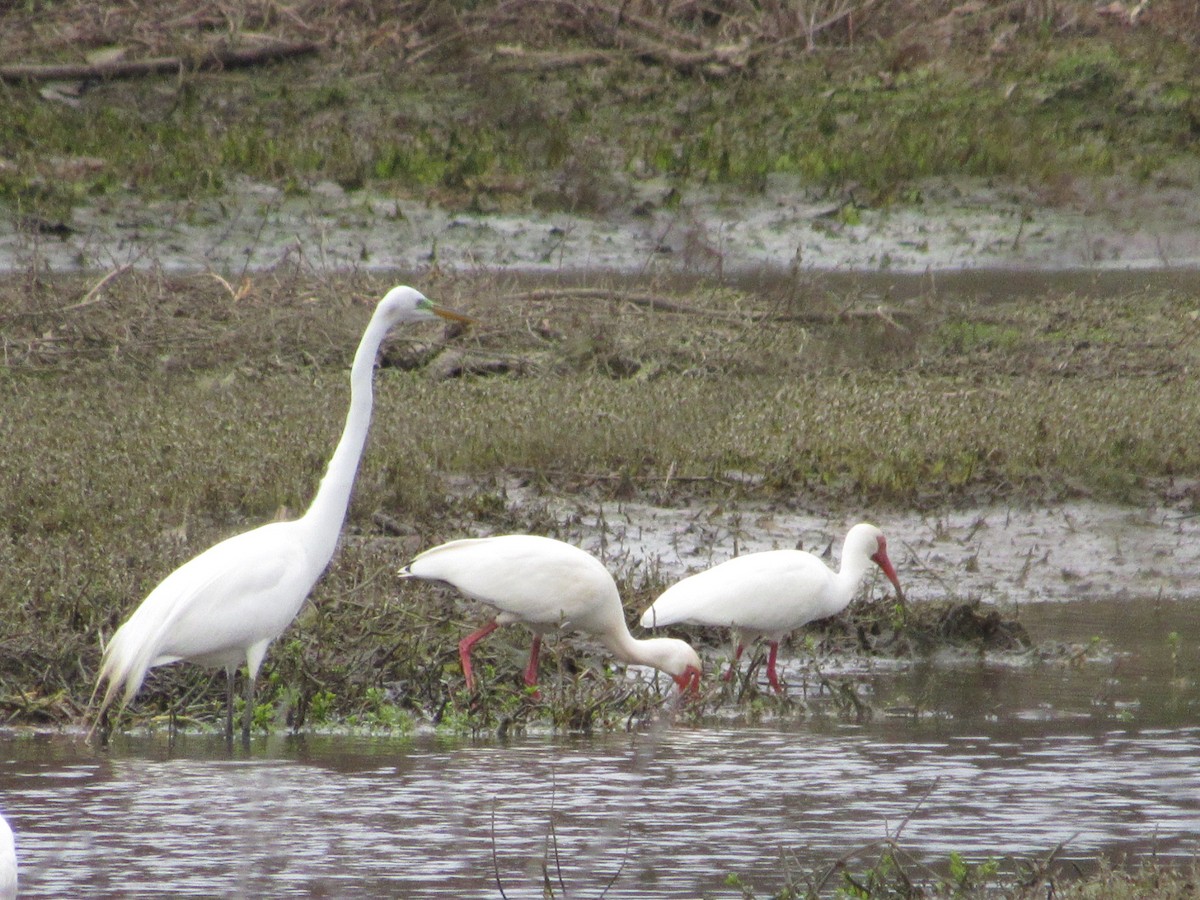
[730, 840, 1200, 900]
[934, 320, 1025, 355]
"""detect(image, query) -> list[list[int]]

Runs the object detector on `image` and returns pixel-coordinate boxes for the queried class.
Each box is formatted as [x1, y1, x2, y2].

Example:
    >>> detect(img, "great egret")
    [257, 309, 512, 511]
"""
[93, 285, 473, 741]
[0, 811, 15, 900]
[400, 534, 703, 694]
[640, 523, 903, 694]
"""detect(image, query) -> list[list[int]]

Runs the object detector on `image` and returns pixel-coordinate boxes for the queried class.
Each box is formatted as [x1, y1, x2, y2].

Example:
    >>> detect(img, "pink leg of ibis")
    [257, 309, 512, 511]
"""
[458, 621, 500, 692]
[722, 643, 746, 682]
[766, 641, 784, 694]
[523, 634, 543, 690]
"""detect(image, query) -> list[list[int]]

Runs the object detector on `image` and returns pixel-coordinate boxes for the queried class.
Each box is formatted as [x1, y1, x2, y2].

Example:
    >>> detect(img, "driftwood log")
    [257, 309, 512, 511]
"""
[506, 288, 912, 327]
[489, 37, 748, 77]
[0, 38, 317, 83]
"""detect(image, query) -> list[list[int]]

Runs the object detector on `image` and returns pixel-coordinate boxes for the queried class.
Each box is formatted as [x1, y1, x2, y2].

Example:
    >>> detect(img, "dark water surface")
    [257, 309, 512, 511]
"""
[1, 597, 1197, 898]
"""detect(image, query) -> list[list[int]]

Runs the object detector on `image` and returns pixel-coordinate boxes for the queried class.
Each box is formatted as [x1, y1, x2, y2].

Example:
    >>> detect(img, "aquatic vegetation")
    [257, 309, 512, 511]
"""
[727, 839, 1200, 899]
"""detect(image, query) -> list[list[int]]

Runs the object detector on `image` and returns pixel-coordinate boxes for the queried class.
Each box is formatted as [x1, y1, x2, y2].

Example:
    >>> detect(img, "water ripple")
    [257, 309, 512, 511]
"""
[1, 723, 1196, 897]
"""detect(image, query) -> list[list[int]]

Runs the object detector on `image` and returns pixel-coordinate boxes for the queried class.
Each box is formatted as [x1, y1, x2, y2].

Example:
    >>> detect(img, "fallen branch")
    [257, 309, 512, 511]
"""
[773, 305, 915, 327]
[490, 44, 615, 72]
[0, 38, 318, 82]
[507, 287, 913, 325]
[64, 265, 133, 311]
[487, 0, 748, 75]
[507, 287, 721, 316]
[508, 465, 727, 486]
[619, 33, 751, 76]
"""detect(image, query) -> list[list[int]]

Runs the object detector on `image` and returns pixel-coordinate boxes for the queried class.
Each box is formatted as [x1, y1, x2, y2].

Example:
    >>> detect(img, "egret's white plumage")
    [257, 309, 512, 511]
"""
[400, 534, 702, 694]
[94, 285, 473, 740]
[0, 810, 16, 900]
[640, 523, 903, 693]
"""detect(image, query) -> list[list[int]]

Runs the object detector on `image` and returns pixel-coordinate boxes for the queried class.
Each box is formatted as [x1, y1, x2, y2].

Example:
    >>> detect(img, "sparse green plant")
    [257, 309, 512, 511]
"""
[935, 321, 1023, 355]
[362, 686, 414, 732]
[1167, 630, 1182, 681]
[251, 701, 275, 733]
[307, 690, 337, 726]
[730, 840, 1200, 900]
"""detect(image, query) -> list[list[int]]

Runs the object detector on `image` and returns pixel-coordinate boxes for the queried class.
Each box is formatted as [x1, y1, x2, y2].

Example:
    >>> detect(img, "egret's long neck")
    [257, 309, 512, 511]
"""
[300, 309, 391, 560]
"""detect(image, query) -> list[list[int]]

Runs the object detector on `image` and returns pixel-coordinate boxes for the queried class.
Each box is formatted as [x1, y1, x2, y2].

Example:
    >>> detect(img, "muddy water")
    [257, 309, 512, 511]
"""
[2, 595, 1197, 898]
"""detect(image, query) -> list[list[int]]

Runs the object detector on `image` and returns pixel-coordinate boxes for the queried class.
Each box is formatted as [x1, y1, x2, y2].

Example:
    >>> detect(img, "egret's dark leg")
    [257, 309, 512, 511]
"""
[96, 706, 112, 747]
[224, 667, 236, 744]
[241, 673, 255, 745]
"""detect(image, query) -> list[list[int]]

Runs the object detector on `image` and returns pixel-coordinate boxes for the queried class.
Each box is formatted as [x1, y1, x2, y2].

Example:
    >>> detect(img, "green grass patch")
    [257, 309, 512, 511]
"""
[2, 4, 1199, 218]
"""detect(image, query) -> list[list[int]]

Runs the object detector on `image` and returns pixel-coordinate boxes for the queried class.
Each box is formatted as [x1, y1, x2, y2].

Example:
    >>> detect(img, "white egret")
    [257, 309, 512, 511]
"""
[400, 534, 703, 694]
[640, 523, 903, 694]
[93, 285, 473, 741]
[0, 811, 15, 900]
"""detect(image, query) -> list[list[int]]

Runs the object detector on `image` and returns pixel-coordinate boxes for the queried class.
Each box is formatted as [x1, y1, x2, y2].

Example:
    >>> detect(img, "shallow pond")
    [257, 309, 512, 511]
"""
[2, 596, 1197, 898]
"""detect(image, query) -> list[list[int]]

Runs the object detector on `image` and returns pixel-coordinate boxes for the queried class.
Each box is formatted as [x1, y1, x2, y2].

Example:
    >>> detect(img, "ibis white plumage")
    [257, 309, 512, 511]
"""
[400, 534, 703, 694]
[93, 286, 473, 741]
[640, 522, 903, 693]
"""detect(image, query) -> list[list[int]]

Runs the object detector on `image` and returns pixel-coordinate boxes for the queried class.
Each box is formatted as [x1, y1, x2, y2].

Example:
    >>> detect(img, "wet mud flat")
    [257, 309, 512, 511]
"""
[532, 488, 1200, 607]
[6, 174, 1200, 277]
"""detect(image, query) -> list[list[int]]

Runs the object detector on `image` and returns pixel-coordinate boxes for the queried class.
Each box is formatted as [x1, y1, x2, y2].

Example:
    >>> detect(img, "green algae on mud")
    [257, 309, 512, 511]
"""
[0, 268, 1197, 735]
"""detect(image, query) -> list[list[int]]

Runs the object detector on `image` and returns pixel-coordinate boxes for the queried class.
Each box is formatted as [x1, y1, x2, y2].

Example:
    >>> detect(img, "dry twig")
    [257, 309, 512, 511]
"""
[0, 37, 317, 82]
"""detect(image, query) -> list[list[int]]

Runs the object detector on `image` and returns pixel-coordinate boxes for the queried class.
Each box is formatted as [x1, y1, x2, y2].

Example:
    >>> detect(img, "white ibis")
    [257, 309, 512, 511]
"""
[400, 534, 703, 694]
[93, 286, 473, 741]
[640, 522, 903, 693]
